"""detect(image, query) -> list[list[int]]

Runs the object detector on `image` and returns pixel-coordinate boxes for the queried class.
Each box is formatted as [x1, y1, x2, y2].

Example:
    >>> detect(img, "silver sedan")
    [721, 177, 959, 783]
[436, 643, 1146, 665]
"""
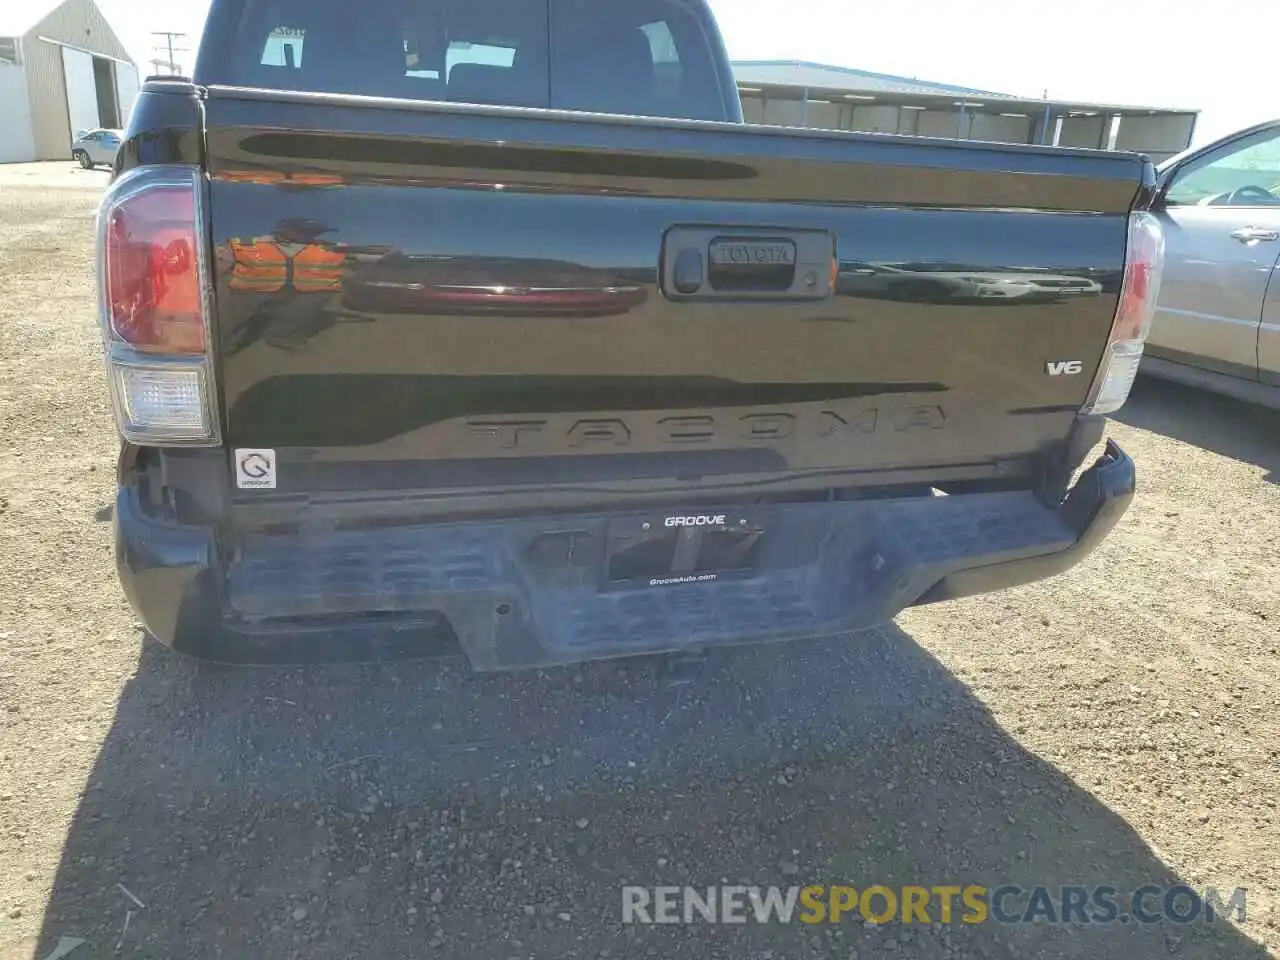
[1143, 119, 1280, 408]
[70, 128, 123, 170]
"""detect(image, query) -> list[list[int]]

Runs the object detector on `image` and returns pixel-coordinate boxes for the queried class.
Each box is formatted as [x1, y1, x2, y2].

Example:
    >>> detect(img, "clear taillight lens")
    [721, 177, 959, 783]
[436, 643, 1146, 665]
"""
[1081, 211, 1165, 416]
[96, 166, 219, 445]
[1087, 340, 1144, 415]
[112, 362, 213, 440]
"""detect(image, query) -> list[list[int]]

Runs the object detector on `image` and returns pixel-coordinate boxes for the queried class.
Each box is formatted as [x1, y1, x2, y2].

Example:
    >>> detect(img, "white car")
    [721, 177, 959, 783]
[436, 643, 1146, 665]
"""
[71, 128, 123, 169]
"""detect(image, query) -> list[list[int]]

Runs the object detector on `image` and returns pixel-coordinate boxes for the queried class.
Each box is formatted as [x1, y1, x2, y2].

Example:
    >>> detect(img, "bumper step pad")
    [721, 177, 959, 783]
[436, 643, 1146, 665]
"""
[229, 491, 1075, 671]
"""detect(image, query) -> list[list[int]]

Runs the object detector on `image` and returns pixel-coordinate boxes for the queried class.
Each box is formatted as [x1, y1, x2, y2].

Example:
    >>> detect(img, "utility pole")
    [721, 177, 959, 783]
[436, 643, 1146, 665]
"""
[149, 31, 188, 76]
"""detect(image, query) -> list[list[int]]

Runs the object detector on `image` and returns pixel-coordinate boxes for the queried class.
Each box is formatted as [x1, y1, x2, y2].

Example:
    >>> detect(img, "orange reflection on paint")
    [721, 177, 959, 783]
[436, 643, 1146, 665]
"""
[228, 239, 289, 292]
[219, 170, 345, 187]
[220, 171, 288, 185]
[293, 245, 346, 292]
[227, 240, 346, 293]
[287, 173, 345, 187]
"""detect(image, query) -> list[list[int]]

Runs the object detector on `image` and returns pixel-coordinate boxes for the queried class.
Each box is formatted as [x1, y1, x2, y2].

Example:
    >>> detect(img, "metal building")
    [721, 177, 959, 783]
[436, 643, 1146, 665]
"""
[733, 61, 1198, 162]
[0, 0, 139, 163]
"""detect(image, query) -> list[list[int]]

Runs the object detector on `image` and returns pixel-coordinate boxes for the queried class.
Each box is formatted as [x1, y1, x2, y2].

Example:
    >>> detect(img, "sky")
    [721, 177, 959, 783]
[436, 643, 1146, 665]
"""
[96, 0, 1274, 148]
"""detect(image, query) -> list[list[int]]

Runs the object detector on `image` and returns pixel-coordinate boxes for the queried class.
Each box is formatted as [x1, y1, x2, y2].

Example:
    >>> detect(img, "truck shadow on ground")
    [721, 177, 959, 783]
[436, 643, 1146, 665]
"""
[35, 628, 1268, 960]
[1119, 376, 1279, 484]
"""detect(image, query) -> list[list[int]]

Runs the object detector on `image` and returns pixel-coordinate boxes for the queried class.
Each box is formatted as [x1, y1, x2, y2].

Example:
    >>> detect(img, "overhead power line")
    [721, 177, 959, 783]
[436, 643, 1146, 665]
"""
[149, 31, 189, 76]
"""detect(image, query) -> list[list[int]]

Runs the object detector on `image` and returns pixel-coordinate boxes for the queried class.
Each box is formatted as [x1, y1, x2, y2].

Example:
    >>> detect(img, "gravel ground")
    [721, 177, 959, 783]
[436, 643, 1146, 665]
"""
[1, 163, 1278, 960]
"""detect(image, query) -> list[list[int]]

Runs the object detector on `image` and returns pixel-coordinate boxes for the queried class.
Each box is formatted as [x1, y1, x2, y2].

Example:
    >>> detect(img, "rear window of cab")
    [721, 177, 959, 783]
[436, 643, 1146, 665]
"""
[194, 0, 738, 122]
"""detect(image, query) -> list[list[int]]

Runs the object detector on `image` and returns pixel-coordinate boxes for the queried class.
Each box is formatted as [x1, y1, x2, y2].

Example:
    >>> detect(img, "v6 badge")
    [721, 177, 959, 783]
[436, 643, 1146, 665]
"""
[235, 448, 277, 489]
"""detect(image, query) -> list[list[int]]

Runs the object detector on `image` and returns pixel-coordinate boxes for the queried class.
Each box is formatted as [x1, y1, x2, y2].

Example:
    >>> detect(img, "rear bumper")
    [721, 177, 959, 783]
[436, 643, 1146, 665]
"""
[116, 440, 1134, 669]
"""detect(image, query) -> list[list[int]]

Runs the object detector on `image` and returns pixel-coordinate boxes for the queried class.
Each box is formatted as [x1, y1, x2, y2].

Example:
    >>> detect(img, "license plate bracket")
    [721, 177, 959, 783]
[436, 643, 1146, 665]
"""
[603, 508, 767, 587]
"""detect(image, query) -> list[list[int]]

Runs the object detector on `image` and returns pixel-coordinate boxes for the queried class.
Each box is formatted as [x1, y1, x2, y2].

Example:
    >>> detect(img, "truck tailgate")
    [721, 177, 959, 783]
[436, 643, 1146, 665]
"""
[203, 90, 1146, 511]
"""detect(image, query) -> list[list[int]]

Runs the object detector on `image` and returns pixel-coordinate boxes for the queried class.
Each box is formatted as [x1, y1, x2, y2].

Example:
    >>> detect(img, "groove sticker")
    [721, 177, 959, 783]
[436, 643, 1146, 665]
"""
[235, 448, 277, 490]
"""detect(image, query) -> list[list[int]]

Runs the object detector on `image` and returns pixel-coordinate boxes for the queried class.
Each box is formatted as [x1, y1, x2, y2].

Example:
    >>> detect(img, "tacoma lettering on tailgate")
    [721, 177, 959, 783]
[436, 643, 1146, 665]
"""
[466, 405, 947, 451]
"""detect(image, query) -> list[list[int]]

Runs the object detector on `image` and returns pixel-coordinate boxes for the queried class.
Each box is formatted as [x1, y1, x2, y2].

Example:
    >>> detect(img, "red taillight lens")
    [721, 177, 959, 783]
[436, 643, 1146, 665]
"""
[103, 184, 205, 354]
[96, 166, 219, 446]
[1112, 211, 1164, 344]
[1080, 211, 1166, 416]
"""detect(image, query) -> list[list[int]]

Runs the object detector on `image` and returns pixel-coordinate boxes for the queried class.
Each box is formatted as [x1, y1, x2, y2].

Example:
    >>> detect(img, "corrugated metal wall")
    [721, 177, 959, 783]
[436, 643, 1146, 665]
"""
[22, 0, 133, 160]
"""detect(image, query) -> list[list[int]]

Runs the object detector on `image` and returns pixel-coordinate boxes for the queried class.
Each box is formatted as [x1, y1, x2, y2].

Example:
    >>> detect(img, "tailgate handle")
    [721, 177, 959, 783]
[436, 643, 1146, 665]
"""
[662, 226, 835, 301]
[708, 237, 797, 291]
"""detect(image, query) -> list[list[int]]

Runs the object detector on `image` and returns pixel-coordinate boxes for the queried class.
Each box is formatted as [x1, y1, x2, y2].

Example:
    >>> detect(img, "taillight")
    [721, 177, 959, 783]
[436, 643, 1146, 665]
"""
[1080, 211, 1165, 416]
[96, 166, 219, 445]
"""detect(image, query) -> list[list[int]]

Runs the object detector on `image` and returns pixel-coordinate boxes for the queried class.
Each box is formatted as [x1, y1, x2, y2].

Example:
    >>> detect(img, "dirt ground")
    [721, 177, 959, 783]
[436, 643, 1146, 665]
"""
[0, 161, 1278, 960]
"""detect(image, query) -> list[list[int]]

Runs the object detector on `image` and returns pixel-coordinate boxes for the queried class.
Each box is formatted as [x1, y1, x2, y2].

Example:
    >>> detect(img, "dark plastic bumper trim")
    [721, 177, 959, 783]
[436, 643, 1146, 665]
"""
[914, 439, 1134, 604]
[114, 440, 1134, 667]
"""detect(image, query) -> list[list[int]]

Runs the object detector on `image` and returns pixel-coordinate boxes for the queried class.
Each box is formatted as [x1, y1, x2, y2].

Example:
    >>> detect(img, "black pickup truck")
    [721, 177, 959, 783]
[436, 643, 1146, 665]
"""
[99, 0, 1162, 669]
